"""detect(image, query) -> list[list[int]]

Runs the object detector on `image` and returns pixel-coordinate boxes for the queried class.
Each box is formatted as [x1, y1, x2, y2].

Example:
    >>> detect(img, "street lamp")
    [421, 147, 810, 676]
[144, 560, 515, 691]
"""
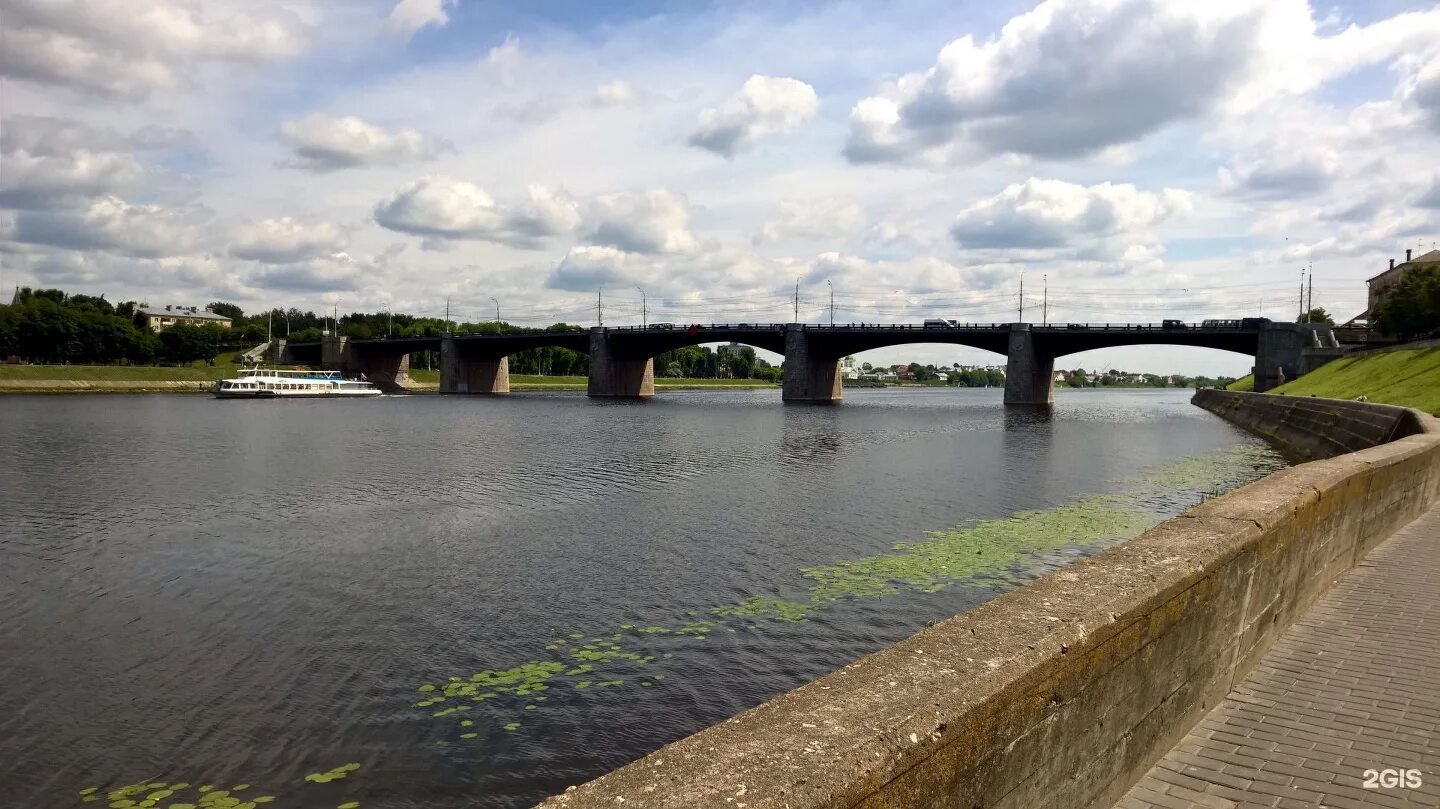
[635, 285, 647, 327]
[491, 297, 500, 324]
[827, 279, 834, 325]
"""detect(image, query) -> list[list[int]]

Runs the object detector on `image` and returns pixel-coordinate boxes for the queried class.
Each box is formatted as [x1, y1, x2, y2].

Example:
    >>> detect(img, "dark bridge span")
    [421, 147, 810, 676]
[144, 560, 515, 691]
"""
[282, 321, 1339, 405]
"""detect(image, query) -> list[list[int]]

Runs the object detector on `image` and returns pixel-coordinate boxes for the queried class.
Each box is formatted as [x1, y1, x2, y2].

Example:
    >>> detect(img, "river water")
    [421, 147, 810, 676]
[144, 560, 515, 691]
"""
[0, 388, 1285, 809]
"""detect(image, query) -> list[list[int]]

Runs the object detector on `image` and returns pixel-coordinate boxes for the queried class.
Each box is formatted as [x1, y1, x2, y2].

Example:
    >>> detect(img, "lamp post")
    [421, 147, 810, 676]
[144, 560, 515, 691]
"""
[635, 286, 647, 327]
[490, 297, 500, 324]
[827, 279, 834, 325]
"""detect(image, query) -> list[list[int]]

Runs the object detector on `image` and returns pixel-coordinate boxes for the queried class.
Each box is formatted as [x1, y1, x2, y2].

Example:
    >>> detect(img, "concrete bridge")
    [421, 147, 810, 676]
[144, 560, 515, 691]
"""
[280, 320, 1341, 405]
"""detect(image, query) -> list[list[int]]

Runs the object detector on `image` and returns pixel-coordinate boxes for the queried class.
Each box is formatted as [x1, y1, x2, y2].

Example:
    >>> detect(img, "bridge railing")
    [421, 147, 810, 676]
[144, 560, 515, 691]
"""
[608, 323, 786, 332]
[341, 321, 1275, 341]
[800, 322, 1008, 331]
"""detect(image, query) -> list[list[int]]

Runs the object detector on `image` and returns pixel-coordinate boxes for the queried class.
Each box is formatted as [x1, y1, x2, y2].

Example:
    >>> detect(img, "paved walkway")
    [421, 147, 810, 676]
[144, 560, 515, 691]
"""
[1117, 504, 1440, 809]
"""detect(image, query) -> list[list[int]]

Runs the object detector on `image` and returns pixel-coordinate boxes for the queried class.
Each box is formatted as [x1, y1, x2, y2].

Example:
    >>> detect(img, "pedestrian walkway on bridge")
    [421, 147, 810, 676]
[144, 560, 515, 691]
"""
[1117, 504, 1440, 808]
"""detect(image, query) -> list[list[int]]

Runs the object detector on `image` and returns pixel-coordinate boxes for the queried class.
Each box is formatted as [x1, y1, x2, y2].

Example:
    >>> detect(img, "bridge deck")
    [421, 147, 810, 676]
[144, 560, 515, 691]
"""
[1116, 503, 1440, 809]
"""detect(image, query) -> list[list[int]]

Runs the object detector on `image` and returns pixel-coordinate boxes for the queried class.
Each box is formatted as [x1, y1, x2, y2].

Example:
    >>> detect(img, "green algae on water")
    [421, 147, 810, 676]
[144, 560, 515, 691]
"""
[304, 763, 360, 784]
[711, 597, 813, 622]
[77, 779, 279, 809]
[801, 494, 1157, 603]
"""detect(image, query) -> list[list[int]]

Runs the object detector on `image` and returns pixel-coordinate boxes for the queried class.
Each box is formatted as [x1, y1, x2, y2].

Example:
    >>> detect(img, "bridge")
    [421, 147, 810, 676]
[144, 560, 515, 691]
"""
[280, 320, 1342, 405]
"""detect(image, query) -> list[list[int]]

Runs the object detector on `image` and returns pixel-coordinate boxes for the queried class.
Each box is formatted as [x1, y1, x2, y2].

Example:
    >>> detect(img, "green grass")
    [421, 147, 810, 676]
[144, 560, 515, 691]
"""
[0, 363, 238, 381]
[1270, 347, 1440, 415]
[1226, 374, 1254, 392]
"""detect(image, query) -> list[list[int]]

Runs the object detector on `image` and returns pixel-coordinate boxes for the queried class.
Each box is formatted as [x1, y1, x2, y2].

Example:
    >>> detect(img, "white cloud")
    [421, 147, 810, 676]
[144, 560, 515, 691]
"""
[484, 35, 521, 85]
[1417, 175, 1440, 210]
[1, 115, 189, 156]
[1399, 48, 1440, 135]
[229, 217, 348, 263]
[373, 175, 580, 248]
[7, 196, 211, 258]
[384, 0, 456, 38]
[755, 199, 866, 244]
[593, 80, 637, 107]
[545, 245, 773, 295]
[688, 75, 819, 157]
[279, 113, 450, 172]
[585, 189, 698, 254]
[1218, 146, 1340, 200]
[844, 0, 1440, 164]
[0, 0, 307, 97]
[949, 178, 1190, 251]
[0, 150, 148, 210]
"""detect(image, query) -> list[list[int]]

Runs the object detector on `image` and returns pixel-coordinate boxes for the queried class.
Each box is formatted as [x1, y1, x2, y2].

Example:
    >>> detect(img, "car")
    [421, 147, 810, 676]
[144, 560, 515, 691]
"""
[1162, 319, 1187, 330]
[650, 322, 677, 330]
[923, 319, 955, 329]
[1240, 317, 1271, 329]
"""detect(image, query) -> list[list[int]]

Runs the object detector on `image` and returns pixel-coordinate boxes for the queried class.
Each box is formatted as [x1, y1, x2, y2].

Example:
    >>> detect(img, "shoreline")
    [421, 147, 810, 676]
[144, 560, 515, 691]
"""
[0, 378, 782, 394]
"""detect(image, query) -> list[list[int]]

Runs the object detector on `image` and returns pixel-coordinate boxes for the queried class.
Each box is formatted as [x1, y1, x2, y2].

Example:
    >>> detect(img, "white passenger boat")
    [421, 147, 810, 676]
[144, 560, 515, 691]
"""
[211, 368, 381, 398]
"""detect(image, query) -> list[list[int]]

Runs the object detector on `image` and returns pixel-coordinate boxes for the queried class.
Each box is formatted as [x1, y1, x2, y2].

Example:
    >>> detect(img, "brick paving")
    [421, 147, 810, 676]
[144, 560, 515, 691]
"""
[1117, 504, 1440, 809]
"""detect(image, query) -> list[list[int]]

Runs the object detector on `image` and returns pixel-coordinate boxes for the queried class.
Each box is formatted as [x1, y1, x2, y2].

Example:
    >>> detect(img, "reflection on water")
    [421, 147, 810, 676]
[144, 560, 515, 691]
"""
[0, 388, 1284, 808]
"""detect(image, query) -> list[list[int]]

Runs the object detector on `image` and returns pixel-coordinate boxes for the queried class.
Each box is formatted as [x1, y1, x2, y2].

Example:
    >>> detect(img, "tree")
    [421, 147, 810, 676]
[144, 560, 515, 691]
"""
[1372, 265, 1440, 339]
[206, 301, 245, 321]
[1297, 307, 1334, 325]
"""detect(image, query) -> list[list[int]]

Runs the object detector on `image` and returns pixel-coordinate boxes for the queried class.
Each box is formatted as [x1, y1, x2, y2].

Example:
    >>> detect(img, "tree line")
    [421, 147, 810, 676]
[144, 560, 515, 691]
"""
[0, 288, 782, 380]
[0, 288, 228, 365]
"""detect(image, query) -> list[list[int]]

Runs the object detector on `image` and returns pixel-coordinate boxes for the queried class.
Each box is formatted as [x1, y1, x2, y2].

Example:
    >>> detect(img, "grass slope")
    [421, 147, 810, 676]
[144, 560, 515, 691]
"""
[0, 363, 236, 381]
[1270, 347, 1440, 415]
[1226, 374, 1254, 392]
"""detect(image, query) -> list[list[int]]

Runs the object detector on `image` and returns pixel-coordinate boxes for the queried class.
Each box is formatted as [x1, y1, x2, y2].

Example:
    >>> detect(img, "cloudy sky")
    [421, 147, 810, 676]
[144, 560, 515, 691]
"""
[4, 0, 1440, 374]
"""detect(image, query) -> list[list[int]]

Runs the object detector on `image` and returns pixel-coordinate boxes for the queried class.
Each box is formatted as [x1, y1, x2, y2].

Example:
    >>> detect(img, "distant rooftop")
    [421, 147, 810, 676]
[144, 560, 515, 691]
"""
[1367, 248, 1440, 283]
[138, 306, 232, 321]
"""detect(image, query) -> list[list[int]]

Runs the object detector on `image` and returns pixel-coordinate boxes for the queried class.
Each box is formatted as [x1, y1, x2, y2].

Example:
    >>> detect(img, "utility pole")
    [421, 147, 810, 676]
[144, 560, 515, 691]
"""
[1307, 263, 1313, 315]
[1298, 268, 1305, 322]
[445, 297, 450, 334]
[827, 279, 834, 325]
[267, 309, 272, 344]
[1018, 271, 1025, 322]
[794, 279, 799, 321]
[387, 310, 392, 338]
[597, 289, 603, 326]
[636, 286, 647, 327]
[491, 297, 500, 324]
[1042, 273, 1048, 325]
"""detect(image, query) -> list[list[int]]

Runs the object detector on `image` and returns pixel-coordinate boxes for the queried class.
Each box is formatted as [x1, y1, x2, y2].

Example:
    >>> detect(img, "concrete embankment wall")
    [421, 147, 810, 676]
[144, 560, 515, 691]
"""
[1192, 387, 1426, 461]
[541, 393, 1440, 809]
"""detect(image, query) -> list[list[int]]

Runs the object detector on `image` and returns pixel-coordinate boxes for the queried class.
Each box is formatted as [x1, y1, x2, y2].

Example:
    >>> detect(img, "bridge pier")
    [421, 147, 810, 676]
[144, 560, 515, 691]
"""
[319, 335, 411, 392]
[587, 328, 654, 398]
[781, 325, 842, 403]
[439, 337, 510, 394]
[1003, 324, 1054, 406]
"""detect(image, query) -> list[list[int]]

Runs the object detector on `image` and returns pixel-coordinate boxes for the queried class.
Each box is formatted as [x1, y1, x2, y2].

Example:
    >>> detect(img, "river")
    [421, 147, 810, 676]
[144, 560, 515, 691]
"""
[0, 388, 1286, 809]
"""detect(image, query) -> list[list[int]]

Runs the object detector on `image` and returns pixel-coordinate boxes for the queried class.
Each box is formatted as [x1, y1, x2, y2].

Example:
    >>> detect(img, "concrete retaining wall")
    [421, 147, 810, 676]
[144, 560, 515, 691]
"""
[540, 394, 1440, 809]
[1193, 388, 1425, 461]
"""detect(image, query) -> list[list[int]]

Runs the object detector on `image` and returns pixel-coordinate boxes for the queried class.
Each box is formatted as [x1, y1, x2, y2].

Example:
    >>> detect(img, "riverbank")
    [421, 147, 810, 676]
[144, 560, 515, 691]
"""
[0, 365, 780, 394]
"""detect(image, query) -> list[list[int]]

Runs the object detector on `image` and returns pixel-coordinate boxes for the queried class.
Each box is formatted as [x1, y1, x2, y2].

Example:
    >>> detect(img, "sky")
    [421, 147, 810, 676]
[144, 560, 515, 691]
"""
[3, 0, 1440, 375]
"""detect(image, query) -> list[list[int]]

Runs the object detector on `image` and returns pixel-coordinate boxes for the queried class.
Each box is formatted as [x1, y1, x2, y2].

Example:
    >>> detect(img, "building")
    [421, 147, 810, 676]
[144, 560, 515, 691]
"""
[139, 305, 232, 332]
[1366, 248, 1440, 319]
